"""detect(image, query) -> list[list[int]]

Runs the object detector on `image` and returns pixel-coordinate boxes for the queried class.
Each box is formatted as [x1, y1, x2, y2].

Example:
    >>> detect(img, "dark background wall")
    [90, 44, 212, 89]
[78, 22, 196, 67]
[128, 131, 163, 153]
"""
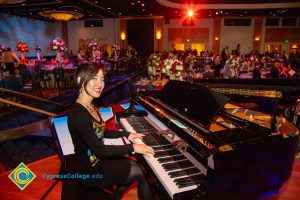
[127, 19, 154, 57]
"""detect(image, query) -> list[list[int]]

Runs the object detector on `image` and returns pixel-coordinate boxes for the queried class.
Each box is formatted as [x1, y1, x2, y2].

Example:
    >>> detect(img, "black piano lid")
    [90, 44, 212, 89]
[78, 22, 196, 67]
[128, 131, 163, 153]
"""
[158, 80, 230, 127]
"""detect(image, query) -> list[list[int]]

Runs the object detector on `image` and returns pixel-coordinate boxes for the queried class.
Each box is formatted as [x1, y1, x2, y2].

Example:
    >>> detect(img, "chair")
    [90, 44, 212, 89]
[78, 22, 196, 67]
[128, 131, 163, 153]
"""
[2, 75, 22, 103]
[53, 67, 65, 89]
[145, 83, 154, 91]
[18, 64, 30, 83]
[40, 69, 52, 88]
[50, 115, 114, 200]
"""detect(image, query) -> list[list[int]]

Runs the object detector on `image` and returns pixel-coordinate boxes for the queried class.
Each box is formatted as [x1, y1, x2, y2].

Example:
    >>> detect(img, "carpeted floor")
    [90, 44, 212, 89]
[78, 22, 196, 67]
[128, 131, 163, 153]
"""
[0, 135, 56, 170]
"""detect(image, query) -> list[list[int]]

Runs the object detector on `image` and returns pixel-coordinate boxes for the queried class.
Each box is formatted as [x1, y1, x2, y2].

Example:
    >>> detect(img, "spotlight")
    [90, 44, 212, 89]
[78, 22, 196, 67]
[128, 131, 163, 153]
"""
[187, 10, 194, 17]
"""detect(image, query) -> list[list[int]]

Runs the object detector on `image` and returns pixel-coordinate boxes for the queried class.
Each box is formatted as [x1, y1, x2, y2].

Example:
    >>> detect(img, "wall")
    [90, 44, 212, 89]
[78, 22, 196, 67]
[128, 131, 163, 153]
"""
[0, 13, 62, 57]
[67, 18, 117, 54]
[220, 18, 254, 54]
[163, 18, 214, 51]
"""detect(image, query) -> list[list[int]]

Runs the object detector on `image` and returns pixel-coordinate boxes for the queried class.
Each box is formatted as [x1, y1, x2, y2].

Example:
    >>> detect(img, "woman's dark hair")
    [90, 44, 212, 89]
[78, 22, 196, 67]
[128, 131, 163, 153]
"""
[76, 62, 105, 90]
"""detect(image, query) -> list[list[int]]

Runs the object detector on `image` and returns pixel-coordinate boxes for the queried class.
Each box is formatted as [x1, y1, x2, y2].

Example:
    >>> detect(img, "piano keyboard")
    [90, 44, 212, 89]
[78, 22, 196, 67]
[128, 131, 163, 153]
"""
[119, 116, 208, 199]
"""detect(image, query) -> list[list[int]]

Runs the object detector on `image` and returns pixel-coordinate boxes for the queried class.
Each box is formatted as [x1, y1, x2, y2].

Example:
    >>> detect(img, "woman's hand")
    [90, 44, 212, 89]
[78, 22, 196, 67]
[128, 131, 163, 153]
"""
[157, 129, 174, 138]
[133, 144, 155, 158]
[128, 132, 144, 144]
[175, 140, 188, 152]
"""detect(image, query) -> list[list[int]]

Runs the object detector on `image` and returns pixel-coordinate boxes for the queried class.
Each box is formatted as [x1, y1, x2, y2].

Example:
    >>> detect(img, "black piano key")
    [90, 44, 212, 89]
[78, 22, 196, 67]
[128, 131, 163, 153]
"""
[154, 150, 181, 158]
[174, 174, 205, 184]
[168, 167, 201, 178]
[163, 160, 194, 170]
[152, 146, 164, 151]
[158, 155, 187, 163]
[177, 182, 197, 188]
[176, 179, 203, 188]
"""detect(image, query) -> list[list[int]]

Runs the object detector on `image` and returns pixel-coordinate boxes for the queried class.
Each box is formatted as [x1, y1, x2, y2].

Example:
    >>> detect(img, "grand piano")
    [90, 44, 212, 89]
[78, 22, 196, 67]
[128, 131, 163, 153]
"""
[116, 80, 299, 200]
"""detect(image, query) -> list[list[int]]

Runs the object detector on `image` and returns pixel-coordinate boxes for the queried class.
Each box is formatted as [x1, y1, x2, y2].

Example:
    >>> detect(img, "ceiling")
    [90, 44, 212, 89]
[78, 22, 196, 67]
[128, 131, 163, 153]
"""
[0, 0, 299, 21]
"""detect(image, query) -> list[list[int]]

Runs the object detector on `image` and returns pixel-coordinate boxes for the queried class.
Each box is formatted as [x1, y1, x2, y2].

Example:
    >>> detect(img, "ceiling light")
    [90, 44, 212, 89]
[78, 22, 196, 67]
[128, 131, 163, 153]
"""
[39, 10, 84, 21]
[187, 10, 194, 17]
[94, 1, 98, 3]
[1, 0, 26, 4]
[51, 12, 73, 21]
[142, 3, 145, 7]
[107, 8, 111, 10]
[131, 2, 134, 5]
[74, 9, 77, 11]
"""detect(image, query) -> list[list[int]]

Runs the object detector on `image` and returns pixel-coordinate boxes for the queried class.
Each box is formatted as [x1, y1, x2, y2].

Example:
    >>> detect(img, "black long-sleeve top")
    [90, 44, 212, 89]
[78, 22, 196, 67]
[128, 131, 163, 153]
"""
[67, 103, 134, 169]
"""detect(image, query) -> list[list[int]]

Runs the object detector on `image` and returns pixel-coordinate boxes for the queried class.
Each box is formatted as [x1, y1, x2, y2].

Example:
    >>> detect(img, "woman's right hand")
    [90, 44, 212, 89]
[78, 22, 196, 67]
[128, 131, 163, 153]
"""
[133, 144, 155, 158]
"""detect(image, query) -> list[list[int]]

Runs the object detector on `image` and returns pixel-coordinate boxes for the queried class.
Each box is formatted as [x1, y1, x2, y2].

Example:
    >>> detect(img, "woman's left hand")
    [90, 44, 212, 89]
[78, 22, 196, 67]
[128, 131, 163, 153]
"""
[128, 132, 145, 144]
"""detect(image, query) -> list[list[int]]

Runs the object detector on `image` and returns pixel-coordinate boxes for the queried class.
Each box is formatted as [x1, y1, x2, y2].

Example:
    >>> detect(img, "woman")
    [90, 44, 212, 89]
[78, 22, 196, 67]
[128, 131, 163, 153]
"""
[68, 62, 154, 200]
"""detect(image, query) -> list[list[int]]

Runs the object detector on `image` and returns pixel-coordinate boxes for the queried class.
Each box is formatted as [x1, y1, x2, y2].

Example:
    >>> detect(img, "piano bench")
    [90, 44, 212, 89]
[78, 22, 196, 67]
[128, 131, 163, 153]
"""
[60, 154, 115, 200]
[61, 178, 114, 200]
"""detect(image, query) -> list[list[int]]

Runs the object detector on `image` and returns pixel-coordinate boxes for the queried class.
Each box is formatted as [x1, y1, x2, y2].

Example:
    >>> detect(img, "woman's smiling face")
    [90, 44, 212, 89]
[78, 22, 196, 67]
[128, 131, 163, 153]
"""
[84, 69, 105, 98]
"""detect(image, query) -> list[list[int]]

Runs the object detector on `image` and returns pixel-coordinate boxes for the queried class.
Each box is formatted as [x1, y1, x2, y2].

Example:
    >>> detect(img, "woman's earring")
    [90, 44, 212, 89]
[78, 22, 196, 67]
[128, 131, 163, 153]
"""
[79, 88, 83, 93]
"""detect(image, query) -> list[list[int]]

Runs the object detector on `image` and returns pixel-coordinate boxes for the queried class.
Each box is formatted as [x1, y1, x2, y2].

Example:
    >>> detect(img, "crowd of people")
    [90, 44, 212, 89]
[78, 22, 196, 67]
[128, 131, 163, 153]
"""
[148, 45, 300, 80]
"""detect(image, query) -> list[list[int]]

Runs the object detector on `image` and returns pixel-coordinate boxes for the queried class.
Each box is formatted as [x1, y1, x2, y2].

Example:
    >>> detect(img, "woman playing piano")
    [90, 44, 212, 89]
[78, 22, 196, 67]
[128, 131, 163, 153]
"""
[68, 62, 154, 200]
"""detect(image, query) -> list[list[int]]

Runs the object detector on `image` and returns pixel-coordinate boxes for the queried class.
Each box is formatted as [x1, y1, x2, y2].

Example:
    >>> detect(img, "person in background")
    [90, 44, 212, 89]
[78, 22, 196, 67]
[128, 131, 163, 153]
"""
[3, 47, 20, 75]
[67, 62, 154, 200]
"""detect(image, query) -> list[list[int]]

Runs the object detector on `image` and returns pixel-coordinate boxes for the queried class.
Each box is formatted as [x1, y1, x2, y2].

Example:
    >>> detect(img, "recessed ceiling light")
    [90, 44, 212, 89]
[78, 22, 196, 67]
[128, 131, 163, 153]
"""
[244, 11, 247, 14]
[91, 24, 93, 27]
[220, 11, 223, 13]
[22, 3, 25, 5]
[90, 14, 93, 16]
[107, 8, 111, 10]
[131, 2, 134, 5]
[240, 14, 243, 16]
[29, 12, 32, 14]
[74, 9, 77, 11]
[209, 14, 211, 17]
[226, 12, 228, 15]
[150, 13, 152, 15]
[142, 3, 145, 7]
[119, 12, 122, 15]
[142, 9, 145, 12]
[94, 1, 98, 3]
[215, 12, 218, 15]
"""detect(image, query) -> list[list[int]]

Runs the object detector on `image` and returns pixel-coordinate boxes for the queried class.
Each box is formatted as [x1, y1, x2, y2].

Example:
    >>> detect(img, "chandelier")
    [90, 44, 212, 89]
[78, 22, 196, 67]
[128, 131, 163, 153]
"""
[39, 10, 84, 21]
[51, 12, 74, 21]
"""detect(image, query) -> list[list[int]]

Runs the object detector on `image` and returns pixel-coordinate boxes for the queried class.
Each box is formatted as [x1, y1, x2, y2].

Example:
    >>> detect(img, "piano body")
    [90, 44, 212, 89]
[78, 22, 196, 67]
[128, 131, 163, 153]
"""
[116, 80, 299, 200]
